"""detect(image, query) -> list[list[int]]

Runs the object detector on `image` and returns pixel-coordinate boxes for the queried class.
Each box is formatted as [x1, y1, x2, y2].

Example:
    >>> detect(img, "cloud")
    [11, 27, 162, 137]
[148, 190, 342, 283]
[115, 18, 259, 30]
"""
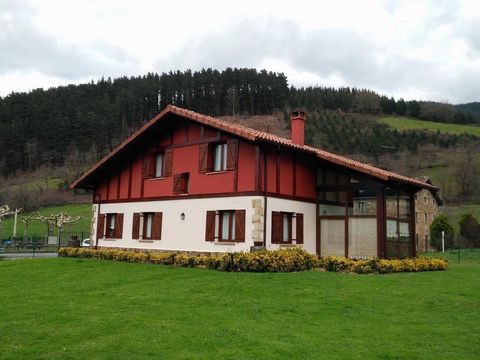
[0, 0, 138, 80]
[153, 14, 480, 103]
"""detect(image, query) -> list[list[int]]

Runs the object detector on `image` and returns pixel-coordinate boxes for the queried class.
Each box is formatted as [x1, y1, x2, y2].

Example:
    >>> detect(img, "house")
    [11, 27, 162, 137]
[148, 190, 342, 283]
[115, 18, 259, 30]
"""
[72, 105, 438, 259]
[414, 176, 444, 252]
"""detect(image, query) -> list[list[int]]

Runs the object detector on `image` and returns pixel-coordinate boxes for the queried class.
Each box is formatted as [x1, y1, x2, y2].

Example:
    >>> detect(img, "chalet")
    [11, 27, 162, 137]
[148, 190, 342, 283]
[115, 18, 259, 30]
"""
[72, 105, 438, 259]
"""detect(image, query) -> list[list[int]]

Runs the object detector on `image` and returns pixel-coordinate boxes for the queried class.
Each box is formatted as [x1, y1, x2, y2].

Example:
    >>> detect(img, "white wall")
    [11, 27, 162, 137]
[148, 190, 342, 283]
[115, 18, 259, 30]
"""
[94, 196, 262, 253]
[92, 195, 318, 254]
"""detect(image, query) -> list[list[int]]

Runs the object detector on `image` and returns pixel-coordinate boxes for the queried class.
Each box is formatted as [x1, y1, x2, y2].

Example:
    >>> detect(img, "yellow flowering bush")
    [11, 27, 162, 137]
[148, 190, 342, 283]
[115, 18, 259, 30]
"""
[58, 247, 447, 273]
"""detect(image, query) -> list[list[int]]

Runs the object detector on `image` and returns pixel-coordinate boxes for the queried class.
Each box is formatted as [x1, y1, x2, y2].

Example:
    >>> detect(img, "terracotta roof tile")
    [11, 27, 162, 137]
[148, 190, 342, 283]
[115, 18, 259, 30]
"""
[71, 104, 438, 191]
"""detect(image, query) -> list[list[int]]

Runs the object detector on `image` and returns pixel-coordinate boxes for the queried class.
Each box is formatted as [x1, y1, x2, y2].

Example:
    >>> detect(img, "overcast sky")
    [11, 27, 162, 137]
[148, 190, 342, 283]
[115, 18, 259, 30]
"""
[1, 0, 479, 103]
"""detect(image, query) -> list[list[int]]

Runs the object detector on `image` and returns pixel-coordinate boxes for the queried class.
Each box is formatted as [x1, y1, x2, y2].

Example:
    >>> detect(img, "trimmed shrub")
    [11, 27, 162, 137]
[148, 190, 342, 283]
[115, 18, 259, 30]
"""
[58, 247, 447, 274]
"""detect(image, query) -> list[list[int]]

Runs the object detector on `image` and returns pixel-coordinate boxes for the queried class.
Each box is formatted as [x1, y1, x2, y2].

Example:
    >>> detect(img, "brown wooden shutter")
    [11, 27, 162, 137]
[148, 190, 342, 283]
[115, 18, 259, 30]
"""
[199, 143, 209, 173]
[152, 212, 163, 240]
[164, 149, 173, 176]
[205, 211, 216, 241]
[226, 139, 237, 170]
[115, 213, 124, 238]
[271, 211, 282, 244]
[173, 174, 182, 193]
[96, 214, 105, 239]
[132, 213, 140, 239]
[296, 213, 304, 244]
[142, 154, 155, 178]
[235, 210, 245, 242]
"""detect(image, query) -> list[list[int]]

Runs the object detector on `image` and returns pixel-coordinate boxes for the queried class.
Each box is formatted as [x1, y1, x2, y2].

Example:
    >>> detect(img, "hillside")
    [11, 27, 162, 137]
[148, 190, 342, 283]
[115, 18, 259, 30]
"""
[379, 116, 480, 137]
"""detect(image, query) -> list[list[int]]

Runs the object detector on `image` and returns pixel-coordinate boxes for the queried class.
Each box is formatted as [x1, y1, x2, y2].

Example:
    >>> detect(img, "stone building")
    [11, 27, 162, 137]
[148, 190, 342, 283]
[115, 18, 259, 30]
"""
[414, 176, 444, 252]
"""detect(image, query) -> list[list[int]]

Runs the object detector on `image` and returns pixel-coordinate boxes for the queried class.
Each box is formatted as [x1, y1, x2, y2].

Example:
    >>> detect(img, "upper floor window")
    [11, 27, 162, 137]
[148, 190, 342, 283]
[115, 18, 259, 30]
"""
[173, 172, 189, 194]
[142, 149, 172, 179]
[213, 143, 228, 172]
[155, 153, 164, 177]
[199, 140, 237, 173]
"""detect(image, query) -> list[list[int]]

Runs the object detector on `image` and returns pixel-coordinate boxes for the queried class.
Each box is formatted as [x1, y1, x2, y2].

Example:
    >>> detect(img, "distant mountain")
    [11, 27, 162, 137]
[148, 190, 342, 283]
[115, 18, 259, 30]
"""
[455, 102, 480, 120]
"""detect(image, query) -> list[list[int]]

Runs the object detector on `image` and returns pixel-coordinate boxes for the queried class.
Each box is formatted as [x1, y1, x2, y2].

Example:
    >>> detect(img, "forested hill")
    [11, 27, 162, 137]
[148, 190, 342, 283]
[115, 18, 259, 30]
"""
[0, 68, 478, 176]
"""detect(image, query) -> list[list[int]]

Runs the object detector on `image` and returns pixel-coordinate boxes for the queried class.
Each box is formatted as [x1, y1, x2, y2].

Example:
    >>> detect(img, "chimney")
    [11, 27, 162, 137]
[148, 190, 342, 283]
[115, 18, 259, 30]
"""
[290, 109, 306, 145]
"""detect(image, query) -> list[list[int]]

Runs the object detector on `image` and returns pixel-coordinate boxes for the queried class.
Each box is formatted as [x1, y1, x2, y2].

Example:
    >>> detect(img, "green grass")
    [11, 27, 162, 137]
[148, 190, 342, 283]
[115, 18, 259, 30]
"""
[379, 116, 480, 136]
[0, 204, 91, 239]
[0, 251, 479, 359]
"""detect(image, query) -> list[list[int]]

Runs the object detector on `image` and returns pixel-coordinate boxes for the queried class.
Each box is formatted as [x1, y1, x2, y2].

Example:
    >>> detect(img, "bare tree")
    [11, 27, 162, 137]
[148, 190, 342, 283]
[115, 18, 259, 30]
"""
[0, 204, 22, 239]
[454, 149, 479, 198]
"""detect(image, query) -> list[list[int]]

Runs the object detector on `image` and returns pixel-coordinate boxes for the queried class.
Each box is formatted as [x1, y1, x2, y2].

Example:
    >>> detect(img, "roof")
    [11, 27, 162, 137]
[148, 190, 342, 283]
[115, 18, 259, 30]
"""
[71, 104, 438, 191]
[414, 176, 444, 206]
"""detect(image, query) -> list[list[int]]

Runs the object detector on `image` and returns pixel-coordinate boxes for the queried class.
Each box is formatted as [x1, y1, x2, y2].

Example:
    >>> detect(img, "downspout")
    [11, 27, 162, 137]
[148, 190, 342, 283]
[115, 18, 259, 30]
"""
[263, 148, 268, 248]
[94, 193, 101, 250]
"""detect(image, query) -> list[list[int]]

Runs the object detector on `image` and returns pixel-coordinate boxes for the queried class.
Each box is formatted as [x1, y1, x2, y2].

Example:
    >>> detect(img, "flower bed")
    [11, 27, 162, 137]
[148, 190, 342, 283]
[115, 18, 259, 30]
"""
[58, 247, 448, 273]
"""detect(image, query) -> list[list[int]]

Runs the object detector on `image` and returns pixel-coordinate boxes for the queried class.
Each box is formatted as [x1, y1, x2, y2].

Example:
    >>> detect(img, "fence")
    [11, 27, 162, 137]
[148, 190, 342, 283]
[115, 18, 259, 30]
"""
[0, 230, 88, 253]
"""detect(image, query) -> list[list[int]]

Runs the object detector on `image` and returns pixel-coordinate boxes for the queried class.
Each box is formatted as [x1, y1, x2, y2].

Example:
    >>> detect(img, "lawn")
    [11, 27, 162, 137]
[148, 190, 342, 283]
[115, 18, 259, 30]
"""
[0, 203, 91, 240]
[0, 251, 479, 359]
[379, 116, 480, 136]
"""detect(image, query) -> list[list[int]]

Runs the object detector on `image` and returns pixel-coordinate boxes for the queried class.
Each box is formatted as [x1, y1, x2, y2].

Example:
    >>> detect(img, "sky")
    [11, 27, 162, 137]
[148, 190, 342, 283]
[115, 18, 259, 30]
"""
[1, 0, 479, 103]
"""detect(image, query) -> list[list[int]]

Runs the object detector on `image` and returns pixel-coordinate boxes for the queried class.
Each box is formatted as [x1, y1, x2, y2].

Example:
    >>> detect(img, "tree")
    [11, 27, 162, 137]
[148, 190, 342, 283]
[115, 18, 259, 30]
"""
[459, 213, 480, 248]
[430, 214, 454, 250]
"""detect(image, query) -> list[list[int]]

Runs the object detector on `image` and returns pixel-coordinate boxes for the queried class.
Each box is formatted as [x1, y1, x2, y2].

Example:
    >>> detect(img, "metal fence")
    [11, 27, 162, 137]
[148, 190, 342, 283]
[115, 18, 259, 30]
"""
[0, 230, 88, 254]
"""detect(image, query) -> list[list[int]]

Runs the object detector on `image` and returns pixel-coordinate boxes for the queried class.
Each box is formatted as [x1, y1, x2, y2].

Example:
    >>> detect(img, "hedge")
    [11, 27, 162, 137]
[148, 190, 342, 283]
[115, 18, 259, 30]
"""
[58, 247, 448, 274]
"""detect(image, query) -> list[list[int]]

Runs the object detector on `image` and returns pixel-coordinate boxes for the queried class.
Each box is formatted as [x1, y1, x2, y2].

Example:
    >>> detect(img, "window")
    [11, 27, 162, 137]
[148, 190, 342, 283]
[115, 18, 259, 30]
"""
[424, 212, 427, 222]
[205, 209, 245, 242]
[271, 211, 303, 244]
[213, 143, 227, 171]
[144, 213, 153, 238]
[142, 149, 172, 178]
[107, 214, 116, 238]
[97, 213, 124, 239]
[155, 153, 164, 177]
[282, 213, 291, 242]
[199, 140, 237, 173]
[132, 212, 162, 240]
[220, 210, 236, 241]
[173, 173, 189, 193]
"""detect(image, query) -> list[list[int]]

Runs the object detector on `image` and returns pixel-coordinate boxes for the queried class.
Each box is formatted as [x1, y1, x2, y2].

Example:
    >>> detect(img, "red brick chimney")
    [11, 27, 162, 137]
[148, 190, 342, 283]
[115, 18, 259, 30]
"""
[291, 109, 306, 145]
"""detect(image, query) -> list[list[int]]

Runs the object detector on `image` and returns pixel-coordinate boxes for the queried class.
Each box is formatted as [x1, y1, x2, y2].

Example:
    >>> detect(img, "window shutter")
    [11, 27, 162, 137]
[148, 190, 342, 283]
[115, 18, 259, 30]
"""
[115, 213, 124, 238]
[164, 149, 173, 176]
[96, 214, 105, 239]
[173, 174, 182, 193]
[296, 213, 304, 244]
[132, 213, 140, 239]
[226, 140, 237, 170]
[142, 154, 155, 178]
[271, 211, 282, 244]
[205, 211, 216, 241]
[199, 143, 209, 173]
[235, 210, 245, 242]
[152, 212, 163, 240]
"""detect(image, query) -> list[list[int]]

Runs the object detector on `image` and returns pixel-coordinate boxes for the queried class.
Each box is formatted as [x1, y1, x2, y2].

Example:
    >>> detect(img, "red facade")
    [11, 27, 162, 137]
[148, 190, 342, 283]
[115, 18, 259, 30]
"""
[93, 119, 317, 203]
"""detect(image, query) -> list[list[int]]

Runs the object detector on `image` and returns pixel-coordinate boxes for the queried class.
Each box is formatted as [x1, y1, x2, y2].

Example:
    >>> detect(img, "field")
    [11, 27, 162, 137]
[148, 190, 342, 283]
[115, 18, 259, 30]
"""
[445, 203, 480, 234]
[379, 116, 480, 136]
[0, 204, 91, 240]
[0, 251, 479, 359]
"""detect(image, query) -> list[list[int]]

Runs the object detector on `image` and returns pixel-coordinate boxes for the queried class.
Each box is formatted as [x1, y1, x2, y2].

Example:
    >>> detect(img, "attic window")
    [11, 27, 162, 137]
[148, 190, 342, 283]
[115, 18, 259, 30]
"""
[173, 172, 189, 194]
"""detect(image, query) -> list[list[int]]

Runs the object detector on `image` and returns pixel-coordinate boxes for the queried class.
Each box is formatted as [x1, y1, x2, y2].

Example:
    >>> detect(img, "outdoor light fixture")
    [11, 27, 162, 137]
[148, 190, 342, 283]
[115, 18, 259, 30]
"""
[180, 212, 185, 220]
